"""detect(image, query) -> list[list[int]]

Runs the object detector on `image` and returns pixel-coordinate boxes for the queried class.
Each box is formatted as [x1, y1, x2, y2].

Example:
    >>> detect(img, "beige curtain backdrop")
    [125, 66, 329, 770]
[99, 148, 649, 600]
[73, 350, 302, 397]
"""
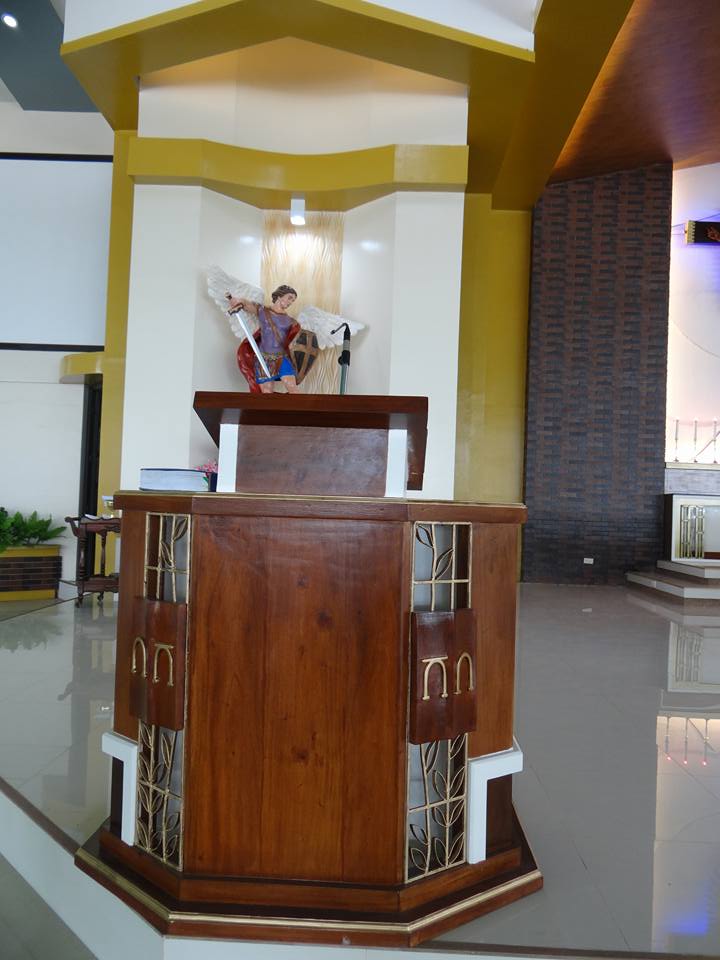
[261, 211, 344, 394]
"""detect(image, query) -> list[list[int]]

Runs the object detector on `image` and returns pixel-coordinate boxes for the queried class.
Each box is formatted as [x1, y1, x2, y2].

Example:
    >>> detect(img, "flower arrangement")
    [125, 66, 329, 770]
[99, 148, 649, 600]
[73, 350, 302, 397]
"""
[196, 460, 219, 491]
[0, 508, 65, 554]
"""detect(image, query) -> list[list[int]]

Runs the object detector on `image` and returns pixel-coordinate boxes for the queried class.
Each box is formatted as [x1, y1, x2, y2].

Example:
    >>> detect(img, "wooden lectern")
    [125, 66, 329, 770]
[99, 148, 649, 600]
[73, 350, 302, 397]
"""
[78, 394, 541, 947]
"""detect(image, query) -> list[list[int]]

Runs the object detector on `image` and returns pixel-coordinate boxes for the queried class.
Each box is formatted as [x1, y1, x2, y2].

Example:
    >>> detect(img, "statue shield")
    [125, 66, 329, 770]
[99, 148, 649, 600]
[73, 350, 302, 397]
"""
[290, 329, 319, 384]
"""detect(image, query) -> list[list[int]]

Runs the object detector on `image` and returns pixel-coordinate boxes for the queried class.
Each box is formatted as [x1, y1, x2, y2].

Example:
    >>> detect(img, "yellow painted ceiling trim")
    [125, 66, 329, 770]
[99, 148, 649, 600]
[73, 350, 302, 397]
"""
[126, 137, 468, 210]
[60, 351, 104, 383]
[62, 0, 533, 62]
[60, 0, 533, 195]
[490, 0, 636, 209]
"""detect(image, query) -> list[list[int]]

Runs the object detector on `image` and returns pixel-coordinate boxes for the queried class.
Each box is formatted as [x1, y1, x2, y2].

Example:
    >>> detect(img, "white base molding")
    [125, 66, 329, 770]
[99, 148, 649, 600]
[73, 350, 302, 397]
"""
[467, 740, 524, 864]
[101, 731, 138, 845]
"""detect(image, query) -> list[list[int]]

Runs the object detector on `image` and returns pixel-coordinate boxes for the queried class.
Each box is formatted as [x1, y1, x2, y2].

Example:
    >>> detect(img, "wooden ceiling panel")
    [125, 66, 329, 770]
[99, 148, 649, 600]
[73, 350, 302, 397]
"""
[551, 0, 720, 182]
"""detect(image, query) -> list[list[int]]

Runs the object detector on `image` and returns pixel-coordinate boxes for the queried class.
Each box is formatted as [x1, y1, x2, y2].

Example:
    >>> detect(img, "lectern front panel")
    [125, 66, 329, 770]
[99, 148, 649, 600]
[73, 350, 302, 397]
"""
[182, 513, 410, 883]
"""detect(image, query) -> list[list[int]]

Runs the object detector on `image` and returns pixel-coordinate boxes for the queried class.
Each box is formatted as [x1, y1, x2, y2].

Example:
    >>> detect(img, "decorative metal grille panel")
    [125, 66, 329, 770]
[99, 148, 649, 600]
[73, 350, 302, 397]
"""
[411, 522, 471, 613]
[144, 513, 191, 603]
[135, 511, 190, 866]
[406, 522, 472, 881]
[679, 504, 704, 559]
[670, 623, 703, 684]
[407, 735, 468, 878]
[136, 720, 183, 868]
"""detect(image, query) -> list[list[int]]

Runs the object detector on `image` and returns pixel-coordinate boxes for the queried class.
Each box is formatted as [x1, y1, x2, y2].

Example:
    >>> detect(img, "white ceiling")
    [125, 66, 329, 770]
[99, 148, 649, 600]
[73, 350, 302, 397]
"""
[0, 76, 16, 104]
[48, 0, 66, 21]
[64, 0, 543, 50]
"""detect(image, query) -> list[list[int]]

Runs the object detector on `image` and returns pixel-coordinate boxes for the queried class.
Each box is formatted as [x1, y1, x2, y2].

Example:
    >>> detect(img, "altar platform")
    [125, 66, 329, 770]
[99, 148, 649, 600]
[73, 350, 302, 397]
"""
[0, 585, 718, 958]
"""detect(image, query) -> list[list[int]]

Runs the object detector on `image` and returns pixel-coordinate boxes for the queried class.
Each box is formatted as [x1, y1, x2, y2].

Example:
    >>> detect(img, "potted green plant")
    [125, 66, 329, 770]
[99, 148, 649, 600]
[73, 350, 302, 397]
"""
[0, 508, 66, 602]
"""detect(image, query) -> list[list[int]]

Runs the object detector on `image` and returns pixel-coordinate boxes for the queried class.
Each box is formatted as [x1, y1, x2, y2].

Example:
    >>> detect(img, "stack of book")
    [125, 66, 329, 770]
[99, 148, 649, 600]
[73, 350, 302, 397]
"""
[139, 468, 214, 492]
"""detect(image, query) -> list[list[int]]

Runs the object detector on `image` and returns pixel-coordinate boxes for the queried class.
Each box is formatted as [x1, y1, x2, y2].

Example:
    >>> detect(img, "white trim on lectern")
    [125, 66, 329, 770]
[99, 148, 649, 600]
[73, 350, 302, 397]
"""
[467, 738, 524, 863]
[217, 421, 238, 493]
[102, 731, 138, 845]
[385, 428, 408, 497]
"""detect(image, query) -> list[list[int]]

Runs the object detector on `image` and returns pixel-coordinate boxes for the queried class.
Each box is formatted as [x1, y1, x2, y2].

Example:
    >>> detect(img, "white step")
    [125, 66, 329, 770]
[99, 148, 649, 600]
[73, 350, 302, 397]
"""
[626, 571, 720, 600]
[658, 559, 720, 579]
[626, 590, 720, 628]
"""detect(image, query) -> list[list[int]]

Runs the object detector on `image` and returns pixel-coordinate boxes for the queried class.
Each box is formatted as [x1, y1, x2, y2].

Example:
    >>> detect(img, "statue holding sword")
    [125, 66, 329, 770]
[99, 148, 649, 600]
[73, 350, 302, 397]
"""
[226, 284, 301, 394]
[206, 266, 365, 395]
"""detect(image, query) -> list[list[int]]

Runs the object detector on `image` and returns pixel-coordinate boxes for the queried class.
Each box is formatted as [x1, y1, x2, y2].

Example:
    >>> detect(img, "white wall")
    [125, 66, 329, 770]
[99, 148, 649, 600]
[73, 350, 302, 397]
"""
[666, 163, 720, 456]
[0, 158, 112, 347]
[341, 192, 464, 500]
[123, 185, 463, 498]
[120, 186, 263, 488]
[0, 102, 113, 154]
[390, 194, 464, 499]
[340, 196, 396, 396]
[191, 189, 264, 467]
[138, 40, 468, 153]
[0, 125, 113, 577]
[64, 0, 538, 49]
[0, 352, 84, 578]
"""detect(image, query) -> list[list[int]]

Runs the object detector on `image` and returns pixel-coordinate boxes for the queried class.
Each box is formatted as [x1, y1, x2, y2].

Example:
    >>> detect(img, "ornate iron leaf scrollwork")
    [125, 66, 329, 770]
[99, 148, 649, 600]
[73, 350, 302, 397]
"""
[135, 512, 189, 866]
[407, 734, 468, 880]
[144, 513, 191, 603]
[412, 522, 471, 613]
[135, 720, 183, 868]
[407, 522, 472, 881]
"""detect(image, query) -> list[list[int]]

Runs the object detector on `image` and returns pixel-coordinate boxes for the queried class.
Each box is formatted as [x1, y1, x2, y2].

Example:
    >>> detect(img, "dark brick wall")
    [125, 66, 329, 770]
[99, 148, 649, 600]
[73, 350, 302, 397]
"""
[0, 554, 62, 592]
[523, 165, 672, 584]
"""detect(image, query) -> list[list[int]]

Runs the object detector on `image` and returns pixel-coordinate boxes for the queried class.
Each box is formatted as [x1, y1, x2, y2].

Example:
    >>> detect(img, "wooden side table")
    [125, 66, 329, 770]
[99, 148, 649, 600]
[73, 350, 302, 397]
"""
[65, 516, 121, 606]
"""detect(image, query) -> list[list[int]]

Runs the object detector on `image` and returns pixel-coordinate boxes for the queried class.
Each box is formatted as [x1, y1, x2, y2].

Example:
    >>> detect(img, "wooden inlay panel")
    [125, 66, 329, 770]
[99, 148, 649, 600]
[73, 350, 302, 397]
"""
[183, 514, 408, 883]
[234, 425, 388, 496]
[129, 598, 187, 730]
[114, 510, 146, 741]
[409, 610, 478, 743]
[552, 0, 720, 181]
[468, 524, 518, 758]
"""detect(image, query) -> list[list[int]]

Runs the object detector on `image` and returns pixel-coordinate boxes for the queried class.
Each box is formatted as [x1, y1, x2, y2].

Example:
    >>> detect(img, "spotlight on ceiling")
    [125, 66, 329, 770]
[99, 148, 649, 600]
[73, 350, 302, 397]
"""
[290, 196, 305, 227]
[1, 13, 18, 28]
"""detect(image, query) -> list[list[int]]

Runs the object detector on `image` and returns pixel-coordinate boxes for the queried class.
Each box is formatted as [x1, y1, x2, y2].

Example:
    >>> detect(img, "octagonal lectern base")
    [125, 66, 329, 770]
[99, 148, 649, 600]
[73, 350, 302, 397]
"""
[76, 818, 541, 948]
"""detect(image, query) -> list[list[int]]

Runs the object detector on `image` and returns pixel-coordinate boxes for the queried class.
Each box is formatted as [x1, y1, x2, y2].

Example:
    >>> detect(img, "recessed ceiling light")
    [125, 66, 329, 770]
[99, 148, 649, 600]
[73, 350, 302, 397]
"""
[290, 196, 305, 226]
[1, 13, 18, 28]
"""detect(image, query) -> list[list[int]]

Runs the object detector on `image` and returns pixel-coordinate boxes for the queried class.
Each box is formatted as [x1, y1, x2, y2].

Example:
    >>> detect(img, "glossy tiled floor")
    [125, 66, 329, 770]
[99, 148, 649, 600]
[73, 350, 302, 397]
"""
[438, 585, 720, 956]
[0, 598, 114, 845]
[0, 586, 719, 957]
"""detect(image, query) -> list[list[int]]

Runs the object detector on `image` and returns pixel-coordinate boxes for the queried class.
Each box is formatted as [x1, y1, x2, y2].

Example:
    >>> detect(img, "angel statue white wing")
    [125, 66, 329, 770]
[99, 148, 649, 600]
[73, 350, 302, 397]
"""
[297, 306, 365, 348]
[206, 264, 366, 347]
[206, 265, 264, 340]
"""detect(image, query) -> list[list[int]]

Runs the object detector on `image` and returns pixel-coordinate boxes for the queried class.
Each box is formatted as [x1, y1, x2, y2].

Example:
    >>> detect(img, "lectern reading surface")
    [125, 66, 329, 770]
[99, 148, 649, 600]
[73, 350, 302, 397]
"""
[193, 392, 428, 497]
[78, 393, 540, 947]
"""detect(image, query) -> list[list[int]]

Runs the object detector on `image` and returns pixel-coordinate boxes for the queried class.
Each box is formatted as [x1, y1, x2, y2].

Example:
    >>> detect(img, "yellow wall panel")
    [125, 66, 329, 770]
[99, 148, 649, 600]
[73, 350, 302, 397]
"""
[455, 194, 531, 503]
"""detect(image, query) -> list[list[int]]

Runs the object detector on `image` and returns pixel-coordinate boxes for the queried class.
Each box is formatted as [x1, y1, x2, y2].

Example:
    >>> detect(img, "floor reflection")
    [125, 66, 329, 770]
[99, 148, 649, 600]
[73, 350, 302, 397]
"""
[438, 584, 720, 956]
[630, 594, 720, 954]
[0, 585, 719, 956]
[0, 597, 114, 845]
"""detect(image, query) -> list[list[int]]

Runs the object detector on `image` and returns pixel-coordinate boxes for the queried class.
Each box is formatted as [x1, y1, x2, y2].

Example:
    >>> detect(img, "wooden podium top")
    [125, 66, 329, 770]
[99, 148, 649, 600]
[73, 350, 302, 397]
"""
[193, 392, 428, 491]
